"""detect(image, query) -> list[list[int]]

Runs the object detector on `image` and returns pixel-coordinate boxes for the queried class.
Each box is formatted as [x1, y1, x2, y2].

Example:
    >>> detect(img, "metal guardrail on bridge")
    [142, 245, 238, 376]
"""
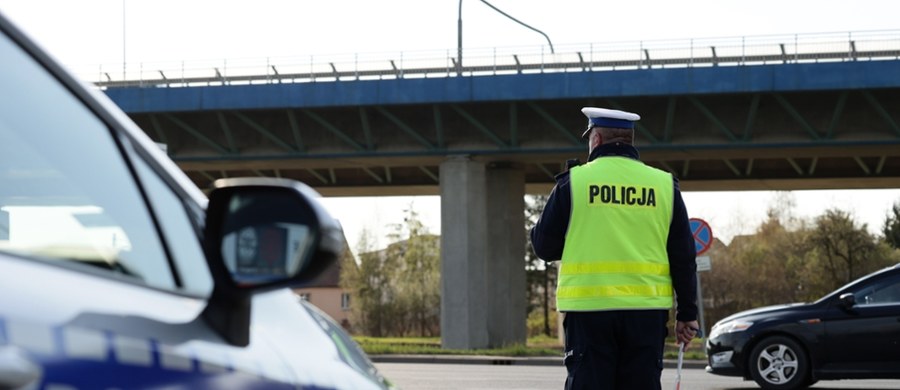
[78, 30, 900, 88]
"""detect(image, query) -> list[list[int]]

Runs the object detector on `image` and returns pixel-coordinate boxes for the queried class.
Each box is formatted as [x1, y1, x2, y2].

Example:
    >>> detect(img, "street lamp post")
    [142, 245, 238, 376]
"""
[457, 0, 463, 76]
[123, 0, 126, 81]
[456, 0, 555, 77]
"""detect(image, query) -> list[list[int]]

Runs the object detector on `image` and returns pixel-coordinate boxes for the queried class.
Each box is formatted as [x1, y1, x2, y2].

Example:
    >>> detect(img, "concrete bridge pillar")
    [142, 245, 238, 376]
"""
[439, 156, 526, 349]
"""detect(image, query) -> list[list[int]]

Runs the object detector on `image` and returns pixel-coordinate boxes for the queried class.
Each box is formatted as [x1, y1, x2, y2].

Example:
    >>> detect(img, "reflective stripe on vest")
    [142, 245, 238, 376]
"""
[558, 156, 675, 311]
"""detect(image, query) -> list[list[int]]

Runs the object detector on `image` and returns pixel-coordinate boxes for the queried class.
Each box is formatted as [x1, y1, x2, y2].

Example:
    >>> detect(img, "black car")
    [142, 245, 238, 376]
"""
[706, 263, 900, 389]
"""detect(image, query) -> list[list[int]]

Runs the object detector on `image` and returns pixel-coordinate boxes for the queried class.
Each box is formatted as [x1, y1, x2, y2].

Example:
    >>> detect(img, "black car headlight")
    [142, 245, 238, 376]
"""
[709, 319, 753, 340]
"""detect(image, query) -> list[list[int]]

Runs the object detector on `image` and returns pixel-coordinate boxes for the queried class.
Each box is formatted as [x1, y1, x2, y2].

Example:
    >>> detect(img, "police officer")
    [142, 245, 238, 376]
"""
[530, 107, 699, 390]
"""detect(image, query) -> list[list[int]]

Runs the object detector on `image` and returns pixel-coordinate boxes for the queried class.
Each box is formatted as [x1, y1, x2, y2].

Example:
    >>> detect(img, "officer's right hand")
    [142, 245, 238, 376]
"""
[675, 320, 700, 349]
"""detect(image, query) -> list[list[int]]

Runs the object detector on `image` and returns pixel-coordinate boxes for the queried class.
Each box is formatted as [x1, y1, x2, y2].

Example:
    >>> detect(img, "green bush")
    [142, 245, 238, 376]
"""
[526, 308, 559, 338]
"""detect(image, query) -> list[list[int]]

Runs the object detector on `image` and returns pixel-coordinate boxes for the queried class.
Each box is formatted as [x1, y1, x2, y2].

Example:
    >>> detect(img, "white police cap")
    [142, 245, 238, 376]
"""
[581, 107, 641, 139]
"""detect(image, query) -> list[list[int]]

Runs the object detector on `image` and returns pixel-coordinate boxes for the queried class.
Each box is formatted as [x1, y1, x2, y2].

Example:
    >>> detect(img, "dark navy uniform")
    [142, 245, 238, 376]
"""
[530, 142, 698, 390]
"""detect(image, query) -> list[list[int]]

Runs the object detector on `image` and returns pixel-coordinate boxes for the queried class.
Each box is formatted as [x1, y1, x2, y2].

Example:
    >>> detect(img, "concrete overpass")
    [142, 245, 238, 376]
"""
[91, 31, 900, 349]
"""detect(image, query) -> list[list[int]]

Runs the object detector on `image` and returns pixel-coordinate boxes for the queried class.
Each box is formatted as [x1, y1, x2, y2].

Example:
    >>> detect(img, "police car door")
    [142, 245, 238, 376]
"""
[0, 14, 297, 388]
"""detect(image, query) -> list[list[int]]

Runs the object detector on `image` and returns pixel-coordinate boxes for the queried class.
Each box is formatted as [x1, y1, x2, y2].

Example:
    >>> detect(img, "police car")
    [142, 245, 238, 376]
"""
[0, 10, 391, 390]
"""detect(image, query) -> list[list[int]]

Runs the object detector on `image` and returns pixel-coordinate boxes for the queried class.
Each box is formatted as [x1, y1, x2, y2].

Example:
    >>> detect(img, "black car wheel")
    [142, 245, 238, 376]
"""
[748, 336, 810, 390]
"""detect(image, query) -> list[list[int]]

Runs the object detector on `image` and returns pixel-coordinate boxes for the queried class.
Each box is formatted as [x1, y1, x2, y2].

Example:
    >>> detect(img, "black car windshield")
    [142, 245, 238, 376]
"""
[813, 265, 900, 304]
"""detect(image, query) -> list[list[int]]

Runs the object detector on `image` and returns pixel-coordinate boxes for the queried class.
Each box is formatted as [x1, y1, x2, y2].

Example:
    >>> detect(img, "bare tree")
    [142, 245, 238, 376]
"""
[340, 228, 398, 336]
[804, 208, 895, 296]
[882, 201, 900, 249]
[704, 206, 899, 328]
[524, 194, 557, 337]
[387, 207, 441, 336]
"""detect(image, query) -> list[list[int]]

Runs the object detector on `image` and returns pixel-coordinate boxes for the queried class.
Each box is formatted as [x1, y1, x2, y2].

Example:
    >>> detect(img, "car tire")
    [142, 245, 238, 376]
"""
[748, 336, 810, 390]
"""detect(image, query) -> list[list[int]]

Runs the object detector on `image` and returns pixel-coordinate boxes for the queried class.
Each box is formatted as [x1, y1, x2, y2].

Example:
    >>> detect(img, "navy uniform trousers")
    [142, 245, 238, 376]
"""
[563, 310, 669, 390]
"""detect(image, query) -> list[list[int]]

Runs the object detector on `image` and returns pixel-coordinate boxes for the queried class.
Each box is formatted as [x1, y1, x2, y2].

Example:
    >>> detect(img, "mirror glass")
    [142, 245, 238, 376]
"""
[222, 223, 315, 284]
[216, 191, 318, 286]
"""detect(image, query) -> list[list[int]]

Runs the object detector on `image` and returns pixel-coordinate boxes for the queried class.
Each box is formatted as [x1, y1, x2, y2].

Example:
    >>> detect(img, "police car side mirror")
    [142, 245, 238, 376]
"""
[205, 177, 343, 292]
[202, 177, 344, 346]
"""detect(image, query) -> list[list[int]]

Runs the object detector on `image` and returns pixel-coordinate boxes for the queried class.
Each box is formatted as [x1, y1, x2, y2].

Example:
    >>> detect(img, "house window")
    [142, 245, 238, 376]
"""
[341, 293, 351, 310]
[298, 293, 311, 301]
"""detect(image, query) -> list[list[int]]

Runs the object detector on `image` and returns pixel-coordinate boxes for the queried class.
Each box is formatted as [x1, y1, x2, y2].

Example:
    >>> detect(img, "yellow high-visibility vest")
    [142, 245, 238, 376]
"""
[557, 156, 675, 311]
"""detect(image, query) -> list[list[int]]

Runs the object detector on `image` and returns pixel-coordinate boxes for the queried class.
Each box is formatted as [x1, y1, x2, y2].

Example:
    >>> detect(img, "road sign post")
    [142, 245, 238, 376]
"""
[695, 273, 707, 338]
[696, 256, 711, 272]
[689, 219, 713, 256]
[689, 219, 713, 337]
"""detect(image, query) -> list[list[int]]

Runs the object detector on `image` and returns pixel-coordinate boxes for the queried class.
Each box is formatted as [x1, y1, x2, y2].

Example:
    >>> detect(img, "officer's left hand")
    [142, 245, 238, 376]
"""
[675, 320, 700, 350]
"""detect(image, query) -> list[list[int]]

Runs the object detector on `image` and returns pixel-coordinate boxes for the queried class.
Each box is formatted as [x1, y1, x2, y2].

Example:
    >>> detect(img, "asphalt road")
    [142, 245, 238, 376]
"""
[375, 363, 900, 390]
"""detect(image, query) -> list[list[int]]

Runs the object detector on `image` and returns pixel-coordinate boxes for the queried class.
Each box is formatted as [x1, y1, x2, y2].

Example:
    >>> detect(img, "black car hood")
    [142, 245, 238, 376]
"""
[717, 302, 811, 324]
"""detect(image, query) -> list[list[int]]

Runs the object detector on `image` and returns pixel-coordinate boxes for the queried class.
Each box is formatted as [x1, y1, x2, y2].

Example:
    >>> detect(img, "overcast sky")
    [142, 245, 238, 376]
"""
[2, 0, 899, 250]
[3, 0, 899, 65]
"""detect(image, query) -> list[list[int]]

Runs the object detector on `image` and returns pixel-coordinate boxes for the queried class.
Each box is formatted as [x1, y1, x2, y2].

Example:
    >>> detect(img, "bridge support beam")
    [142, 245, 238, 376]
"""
[439, 156, 526, 349]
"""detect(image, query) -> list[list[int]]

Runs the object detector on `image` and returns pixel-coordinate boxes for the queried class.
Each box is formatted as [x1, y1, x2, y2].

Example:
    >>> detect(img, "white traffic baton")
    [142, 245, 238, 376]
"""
[674, 342, 684, 390]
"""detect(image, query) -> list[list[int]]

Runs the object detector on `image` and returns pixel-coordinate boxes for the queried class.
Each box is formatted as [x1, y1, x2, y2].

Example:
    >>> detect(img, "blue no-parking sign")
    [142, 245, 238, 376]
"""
[689, 218, 713, 255]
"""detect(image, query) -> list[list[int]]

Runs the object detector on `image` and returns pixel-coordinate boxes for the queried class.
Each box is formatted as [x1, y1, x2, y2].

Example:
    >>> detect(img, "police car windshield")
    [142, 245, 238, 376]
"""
[0, 30, 175, 289]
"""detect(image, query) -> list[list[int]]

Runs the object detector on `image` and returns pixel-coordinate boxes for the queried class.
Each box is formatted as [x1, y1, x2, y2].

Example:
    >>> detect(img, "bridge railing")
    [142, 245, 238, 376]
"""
[76, 30, 900, 89]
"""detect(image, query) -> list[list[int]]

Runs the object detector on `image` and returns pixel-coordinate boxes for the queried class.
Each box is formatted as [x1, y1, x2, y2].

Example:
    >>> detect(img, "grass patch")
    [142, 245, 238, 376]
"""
[354, 336, 562, 357]
[354, 335, 707, 360]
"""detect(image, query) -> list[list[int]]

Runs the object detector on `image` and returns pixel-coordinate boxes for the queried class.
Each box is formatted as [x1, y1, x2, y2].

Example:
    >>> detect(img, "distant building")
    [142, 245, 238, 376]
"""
[293, 235, 353, 331]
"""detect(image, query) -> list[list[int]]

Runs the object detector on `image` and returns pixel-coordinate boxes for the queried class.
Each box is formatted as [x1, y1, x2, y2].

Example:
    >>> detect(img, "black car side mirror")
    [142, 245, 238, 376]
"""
[838, 292, 856, 309]
[201, 177, 345, 346]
